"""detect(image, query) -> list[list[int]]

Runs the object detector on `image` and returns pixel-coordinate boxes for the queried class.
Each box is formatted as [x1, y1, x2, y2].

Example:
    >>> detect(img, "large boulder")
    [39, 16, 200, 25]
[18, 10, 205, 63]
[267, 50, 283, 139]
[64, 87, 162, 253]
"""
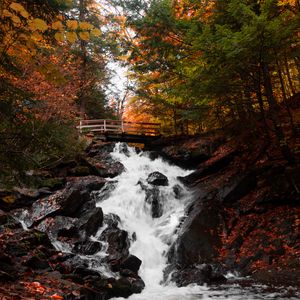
[147, 171, 169, 186]
[78, 207, 104, 237]
[120, 255, 142, 274]
[169, 197, 223, 268]
[19, 186, 91, 228]
[66, 176, 106, 192]
[171, 264, 226, 286]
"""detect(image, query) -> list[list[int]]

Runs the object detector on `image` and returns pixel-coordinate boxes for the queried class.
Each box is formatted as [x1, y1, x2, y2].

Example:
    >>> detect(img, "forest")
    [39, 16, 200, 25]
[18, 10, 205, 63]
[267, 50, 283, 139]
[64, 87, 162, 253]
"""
[0, 1, 300, 299]
[1, 0, 299, 185]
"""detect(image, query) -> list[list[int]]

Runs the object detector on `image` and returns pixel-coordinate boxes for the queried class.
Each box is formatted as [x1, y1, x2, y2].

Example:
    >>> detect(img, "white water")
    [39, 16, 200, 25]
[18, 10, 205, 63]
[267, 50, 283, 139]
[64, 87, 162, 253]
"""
[96, 143, 193, 296]
[94, 144, 300, 300]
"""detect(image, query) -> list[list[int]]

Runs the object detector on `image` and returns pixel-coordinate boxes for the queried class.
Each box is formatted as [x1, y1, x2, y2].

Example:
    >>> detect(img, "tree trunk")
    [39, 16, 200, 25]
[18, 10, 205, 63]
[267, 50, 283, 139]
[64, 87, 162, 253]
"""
[275, 57, 296, 133]
[261, 60, 295, 164]
[284, 56, 295, 96]
[79, 0, 87, 119]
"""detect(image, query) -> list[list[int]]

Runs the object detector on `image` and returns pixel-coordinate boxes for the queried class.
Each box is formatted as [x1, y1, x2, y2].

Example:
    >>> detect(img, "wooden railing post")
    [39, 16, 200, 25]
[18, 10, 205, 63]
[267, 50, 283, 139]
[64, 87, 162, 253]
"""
[104, 119, 106, 132]
[79, 120, 83, 134]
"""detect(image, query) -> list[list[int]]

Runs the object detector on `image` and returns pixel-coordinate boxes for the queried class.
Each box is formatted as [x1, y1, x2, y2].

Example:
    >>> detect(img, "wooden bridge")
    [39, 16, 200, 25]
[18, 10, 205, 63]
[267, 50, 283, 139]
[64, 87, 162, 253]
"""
[77, 119, 161, 144]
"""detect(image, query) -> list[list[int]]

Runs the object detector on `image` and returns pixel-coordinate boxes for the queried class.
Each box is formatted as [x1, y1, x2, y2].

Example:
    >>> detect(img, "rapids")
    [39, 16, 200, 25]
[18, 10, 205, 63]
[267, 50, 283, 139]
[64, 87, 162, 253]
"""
[94, 143, 300, 300]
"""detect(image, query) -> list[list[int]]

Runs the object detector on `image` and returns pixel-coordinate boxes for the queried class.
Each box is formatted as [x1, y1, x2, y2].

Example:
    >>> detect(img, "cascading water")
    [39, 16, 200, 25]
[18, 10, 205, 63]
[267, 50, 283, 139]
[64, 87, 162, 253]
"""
[95, 143, 196, 299]
[93, 143, 300, 300]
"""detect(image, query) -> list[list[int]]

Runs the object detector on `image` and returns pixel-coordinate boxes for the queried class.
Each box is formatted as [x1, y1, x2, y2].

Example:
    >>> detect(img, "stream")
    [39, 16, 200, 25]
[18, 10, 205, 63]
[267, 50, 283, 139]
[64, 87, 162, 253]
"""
[91, 143, 299, 300]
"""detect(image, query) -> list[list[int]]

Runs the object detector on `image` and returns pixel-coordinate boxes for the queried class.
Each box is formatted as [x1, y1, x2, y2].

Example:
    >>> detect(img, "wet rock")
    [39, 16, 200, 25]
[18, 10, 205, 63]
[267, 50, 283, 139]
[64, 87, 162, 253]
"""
[67, 176, 106, 192]
[78, 207, 103, 237]
[74, 241, 102, 255]
[107, 277, 145, 298]
[138, 180, 164, 218]
[147, 171, 169, 186]
[37, 216, 79, 240]
[101, 227, 130, 271]
[69, 166, 91, 176]
[119, 269, 137, 278]
[22, 186, 91, 228]
[171, 198, 223, 267]
[96, 182, 118, 203]
[120, 255, 142, 274]
[103, 213, 120, 228]
[145, 187, 163, 218]
[73, 267, 101, 278]
[173, 184, 183, 199]
[83, 157, 125, 178]
[171, 264, 226, 286]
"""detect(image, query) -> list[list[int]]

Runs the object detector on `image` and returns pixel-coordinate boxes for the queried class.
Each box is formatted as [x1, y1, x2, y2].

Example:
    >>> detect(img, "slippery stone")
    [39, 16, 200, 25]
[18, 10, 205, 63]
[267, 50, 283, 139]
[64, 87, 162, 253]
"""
[147, 171, 169, 186]
[74, 241, 102, 255]
[120, 255, 142, 274]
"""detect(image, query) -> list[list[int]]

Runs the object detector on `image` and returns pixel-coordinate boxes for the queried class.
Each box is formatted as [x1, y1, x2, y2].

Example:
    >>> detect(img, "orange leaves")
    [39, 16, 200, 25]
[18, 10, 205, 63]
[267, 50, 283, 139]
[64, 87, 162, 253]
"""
[66, 20, 78, 30]
[28, 18, 48, 32]
[50, 294, 64, 299]
[79, 31, 90, 41]
[9, 2, 29, 18]
[66, 31, 77, 43]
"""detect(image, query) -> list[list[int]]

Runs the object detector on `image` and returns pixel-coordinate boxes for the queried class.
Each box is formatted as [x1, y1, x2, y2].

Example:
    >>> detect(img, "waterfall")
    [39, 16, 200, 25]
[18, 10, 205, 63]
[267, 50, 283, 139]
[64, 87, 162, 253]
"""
[95, 143, 202, 299]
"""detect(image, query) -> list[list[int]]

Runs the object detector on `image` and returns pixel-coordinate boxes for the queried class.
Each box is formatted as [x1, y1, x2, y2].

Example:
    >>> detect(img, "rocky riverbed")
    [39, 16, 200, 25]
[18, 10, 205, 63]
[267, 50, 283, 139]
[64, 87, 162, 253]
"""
[0, 135, 299, 299]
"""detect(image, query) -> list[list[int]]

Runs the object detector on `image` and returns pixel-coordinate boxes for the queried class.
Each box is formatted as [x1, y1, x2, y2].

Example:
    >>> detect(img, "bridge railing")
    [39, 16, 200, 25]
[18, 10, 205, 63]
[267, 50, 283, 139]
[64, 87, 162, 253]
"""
[77, 119, 161, 136]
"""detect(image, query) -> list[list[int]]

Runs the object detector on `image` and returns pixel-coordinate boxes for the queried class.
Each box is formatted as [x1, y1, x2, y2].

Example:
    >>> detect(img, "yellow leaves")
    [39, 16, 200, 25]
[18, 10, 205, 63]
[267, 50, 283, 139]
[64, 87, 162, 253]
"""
[2, 195, 16, 204]
[66, 31, 77, 43]
[79, 31, 90, 41]
[9, 2, 29, 18]
[79, 21, 94, 30]
[54, 32, 65, 42]
[3, 9, 13, 18]
[31, 32, 43, 41]
[52, 21, 64, 30]
[91, 28, 101, 37]
[11, 15, 21, 25]
[29, 18, 48, 32]
[66, 20, 78, 30]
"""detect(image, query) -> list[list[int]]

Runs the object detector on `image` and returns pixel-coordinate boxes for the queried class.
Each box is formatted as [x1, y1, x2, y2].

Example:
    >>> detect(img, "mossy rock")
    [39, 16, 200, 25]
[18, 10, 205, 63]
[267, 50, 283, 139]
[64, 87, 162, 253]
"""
[39, 178, 65, 190]
[70, 166, 91, 176]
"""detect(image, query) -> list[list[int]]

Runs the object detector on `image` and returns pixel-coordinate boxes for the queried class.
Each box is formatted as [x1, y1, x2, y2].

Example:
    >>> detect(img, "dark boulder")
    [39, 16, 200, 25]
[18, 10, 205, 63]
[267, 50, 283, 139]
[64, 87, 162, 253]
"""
[170, 198, 223, 268]
[100, 227, 130, 272]
[147, 171, 169, 186]
[171, 264, 226, 286]
[103, 213, 120, 228]
[107, 277, 145, 298]
[37, 216, 79, 240]
[83, 157, 125, 178]
[20, 186, 92, 228]
[67, 176, 106, 192]
[120, 255, 142, 274]
[78, 207, 103, 237]
[138, 180, 164, 218]
[74, 241, 102, 255]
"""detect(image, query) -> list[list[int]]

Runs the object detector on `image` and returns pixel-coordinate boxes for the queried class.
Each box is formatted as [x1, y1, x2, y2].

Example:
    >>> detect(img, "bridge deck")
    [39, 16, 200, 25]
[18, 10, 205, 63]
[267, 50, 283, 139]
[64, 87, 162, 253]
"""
[77, 119, 161, 143]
